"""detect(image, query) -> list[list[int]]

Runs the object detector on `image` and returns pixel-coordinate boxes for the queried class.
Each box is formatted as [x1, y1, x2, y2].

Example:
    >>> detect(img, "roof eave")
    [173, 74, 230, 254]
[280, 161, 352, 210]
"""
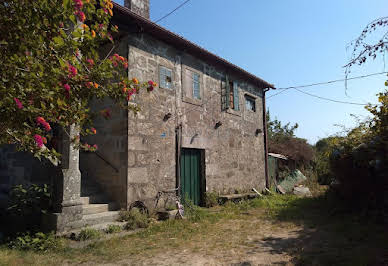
[112, 3, 275, 89]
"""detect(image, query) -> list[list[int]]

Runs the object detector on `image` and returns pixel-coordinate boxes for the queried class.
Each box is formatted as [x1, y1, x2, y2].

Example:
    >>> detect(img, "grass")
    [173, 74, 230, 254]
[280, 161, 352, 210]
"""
[77, 228, 101, 241]
[104, 225, 122, 234]
[1, 191, 387, 265]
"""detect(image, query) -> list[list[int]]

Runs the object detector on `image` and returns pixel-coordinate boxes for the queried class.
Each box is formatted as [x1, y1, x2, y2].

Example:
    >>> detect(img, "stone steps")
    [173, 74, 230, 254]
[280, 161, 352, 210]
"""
[82, 211, 121, 226]
[81, 195, 109, 205]
[82, 202, 118, 215]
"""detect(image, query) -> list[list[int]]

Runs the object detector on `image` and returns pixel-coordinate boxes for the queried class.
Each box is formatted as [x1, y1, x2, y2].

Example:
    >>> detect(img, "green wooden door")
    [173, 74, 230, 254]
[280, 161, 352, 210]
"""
[180, 148, 202, 205]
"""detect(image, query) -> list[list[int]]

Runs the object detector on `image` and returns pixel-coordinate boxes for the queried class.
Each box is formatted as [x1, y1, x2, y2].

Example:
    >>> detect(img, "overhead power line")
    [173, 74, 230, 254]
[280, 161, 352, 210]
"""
[267, 71, 388, 100]
[155, 0, 192, 23]
[293, 88, 368, 105]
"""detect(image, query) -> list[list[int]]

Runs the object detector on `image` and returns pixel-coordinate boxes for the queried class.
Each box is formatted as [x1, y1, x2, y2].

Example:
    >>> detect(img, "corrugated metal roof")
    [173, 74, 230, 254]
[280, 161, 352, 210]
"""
[268, 153, 288, 160]
[113, 3, 275, 89]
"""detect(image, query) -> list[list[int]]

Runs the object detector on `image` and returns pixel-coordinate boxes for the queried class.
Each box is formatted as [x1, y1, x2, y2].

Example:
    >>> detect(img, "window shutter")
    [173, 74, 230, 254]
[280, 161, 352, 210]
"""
[225, 75, 230, 109]
[233, 82, 239, 110]
[193, 73, 200, 99]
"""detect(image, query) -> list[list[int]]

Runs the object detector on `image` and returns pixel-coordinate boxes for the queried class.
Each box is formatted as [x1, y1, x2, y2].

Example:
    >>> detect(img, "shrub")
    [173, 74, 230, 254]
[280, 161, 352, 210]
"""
[122, 209, 150, 230]
[7, 232, 62, 252]
[183, 197, 207, 222]
[204, 192, 219, 208]
[78, 228, 101, 241]
[105, 224, 122, 234]
[8, 184, 51, 216]
[269, 137, 315, 167]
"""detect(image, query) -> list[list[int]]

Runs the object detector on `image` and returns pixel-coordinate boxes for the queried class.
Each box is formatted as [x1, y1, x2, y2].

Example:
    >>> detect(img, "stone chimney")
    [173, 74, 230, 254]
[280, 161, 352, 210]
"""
[124, 0, 150, 19]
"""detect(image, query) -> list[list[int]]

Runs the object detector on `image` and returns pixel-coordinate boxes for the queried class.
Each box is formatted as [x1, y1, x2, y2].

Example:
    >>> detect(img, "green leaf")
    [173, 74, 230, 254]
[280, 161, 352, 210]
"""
[53, 36, 64, 46]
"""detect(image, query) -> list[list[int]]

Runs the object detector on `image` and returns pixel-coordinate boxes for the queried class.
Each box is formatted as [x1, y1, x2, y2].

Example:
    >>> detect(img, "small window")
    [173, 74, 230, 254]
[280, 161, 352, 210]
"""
[245, 95, 256, 112]
[226, 77, 239, 111]
[192, 72, 201, 99]
[159, 66, 172, 89]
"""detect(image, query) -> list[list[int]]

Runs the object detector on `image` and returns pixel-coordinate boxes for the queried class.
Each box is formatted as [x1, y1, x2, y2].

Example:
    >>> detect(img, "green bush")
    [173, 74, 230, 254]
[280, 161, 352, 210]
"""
[7, 232, 62, 252]
[121, 209, 150, 230]
[204, 192, 219, 208]
[8, 184, 51, 216]
[183, 197, 207, 222]
[78, 228, 101, 241]
[105, 224, 122, 234]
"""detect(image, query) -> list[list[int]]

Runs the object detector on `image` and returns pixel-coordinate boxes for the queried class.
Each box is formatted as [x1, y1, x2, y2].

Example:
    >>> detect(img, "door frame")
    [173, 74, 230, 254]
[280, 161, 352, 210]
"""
[179, 147, 206, 206]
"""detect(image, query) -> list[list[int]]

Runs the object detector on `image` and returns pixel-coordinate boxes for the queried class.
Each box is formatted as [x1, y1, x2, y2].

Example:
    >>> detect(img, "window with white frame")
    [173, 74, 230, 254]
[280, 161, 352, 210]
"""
[159, 66, 172, 89]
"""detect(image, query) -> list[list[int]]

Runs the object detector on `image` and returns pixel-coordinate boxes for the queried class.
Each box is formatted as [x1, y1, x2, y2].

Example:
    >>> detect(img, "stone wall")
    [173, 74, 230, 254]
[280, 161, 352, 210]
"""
[126, 32, 266, 208]
[0, 145, 55, 209]
[79, 40, 129, 209]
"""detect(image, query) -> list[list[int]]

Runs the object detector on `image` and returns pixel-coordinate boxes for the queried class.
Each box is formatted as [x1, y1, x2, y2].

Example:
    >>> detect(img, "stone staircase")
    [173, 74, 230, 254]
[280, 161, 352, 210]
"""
[77, 178, 121, 228]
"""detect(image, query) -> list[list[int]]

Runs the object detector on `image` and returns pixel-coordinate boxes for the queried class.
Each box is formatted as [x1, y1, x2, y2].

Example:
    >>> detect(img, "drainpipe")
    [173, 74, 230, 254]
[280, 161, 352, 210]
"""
[263, 88, 270, 189]
[175, 124, 182, 197]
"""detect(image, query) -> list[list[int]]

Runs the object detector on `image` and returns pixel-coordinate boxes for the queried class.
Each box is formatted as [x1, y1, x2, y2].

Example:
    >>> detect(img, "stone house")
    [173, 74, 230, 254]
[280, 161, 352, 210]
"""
[0, 0, 274, 232]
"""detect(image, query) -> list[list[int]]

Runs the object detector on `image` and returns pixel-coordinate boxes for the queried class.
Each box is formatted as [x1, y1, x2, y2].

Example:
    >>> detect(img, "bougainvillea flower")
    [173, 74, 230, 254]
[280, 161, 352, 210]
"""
[123, 62, 128, 69]
[42, 137, 47, 144]
[43, 122, 51, 131]
[36, 116, 46, 125]
[34, 134, 44, 148]
[75, 11, 86, 22]
[132, 78, 139, 84]
[86, 58, 94, 66]
[91, 127, 97, 134]
[14, 98, 23, 109]
[68, 64, 78, 78]
[91, 30, 96, 38]
[93, 83, 99, 88]
[85, 81, 93, 88]
[73, 0, 83, 10]
[93, 144, 98, 149]
[63, 83, 71, 92]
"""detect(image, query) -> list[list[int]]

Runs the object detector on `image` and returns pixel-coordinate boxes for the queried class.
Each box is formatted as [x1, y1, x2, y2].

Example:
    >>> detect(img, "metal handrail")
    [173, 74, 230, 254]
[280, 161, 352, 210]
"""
[90, 151, 119, 173]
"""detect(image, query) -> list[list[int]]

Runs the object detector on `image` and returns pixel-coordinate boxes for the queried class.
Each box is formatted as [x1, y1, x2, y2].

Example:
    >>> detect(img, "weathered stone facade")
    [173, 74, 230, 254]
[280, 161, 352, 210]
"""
[79, 0, 270, 210]
[0, 1, 272, 233]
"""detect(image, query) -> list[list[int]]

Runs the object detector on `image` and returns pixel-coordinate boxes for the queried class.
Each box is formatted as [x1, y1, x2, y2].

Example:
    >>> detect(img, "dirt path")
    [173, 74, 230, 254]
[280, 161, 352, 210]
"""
[100, 215, 302, 266]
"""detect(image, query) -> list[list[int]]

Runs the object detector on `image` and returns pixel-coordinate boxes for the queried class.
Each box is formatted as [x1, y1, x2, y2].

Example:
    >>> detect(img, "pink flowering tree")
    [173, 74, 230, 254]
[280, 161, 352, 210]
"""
[0, 0, 157, 160]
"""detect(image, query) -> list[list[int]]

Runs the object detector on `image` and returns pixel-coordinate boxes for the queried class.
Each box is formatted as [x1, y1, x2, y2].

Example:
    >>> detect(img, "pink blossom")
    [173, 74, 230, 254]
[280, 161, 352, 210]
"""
[36, 116, 51, 131]
[68, 64, 78, 78]
[14, 98, 23, 109]
[75, 11, 86, 22]
[86, 58, 94, 66]
[36, 116, 46, 125]
[43, 122, 51, 131]
[73, 0, 83, 10]
[34, 134, 44, 148]
[63, 83, 71, 92]
[93, 144, 98, 150]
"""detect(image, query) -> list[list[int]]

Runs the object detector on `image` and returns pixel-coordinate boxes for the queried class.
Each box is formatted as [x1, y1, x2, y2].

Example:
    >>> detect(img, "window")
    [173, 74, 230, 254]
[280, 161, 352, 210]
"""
[192, 72, 201, 99]
[183, 68, 202, 101]
[159, 66, 172, 89]
[245, 95, 256, 112]
[226, 77, 239, 111]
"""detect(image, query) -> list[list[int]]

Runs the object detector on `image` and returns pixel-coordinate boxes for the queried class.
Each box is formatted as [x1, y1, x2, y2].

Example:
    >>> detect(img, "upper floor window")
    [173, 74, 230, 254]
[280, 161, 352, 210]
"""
[159, 66, 172, 89]
[192, 72, 201, 99]
[226, 77, 239, 111]
[183, 67, 202, 102]
[245, 95, 256, 112]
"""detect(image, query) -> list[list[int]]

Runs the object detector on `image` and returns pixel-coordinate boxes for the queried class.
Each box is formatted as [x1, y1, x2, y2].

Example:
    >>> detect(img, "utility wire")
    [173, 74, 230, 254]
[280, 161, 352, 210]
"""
[293, 88, 368, 105]
[267, 71, 388, 99]
[155, 0, 192, 23]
